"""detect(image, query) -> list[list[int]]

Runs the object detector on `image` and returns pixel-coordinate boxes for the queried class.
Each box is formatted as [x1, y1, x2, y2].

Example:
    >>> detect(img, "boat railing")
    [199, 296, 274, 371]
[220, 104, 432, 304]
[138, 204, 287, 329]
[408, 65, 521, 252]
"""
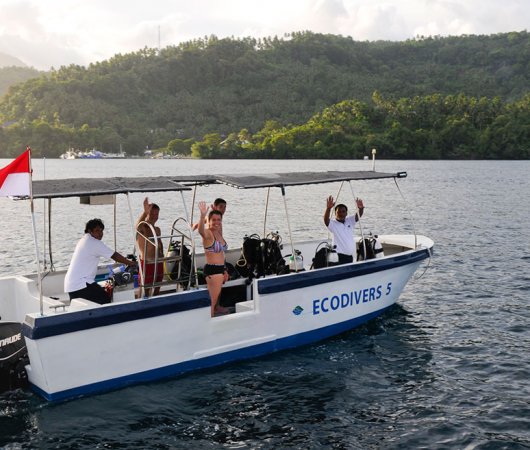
[168, 218, 195, 291]
[135, 219, 194, 297]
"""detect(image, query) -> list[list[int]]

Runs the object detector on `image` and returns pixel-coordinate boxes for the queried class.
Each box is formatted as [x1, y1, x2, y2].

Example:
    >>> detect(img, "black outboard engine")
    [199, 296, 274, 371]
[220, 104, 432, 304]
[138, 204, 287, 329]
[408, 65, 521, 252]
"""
[0, 322, 29, 392]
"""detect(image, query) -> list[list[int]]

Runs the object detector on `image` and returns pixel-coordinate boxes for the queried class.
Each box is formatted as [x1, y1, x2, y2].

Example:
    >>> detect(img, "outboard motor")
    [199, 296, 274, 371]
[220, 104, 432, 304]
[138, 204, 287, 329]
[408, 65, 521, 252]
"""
[0, 322, 29, 392]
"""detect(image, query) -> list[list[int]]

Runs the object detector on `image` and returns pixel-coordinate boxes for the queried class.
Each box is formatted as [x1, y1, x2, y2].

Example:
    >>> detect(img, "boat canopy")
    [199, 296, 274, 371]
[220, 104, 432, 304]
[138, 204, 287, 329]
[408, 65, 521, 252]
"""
[212, 170, 406, 189]
[31, 176, 192, 200]
[27, 171, 406, 199]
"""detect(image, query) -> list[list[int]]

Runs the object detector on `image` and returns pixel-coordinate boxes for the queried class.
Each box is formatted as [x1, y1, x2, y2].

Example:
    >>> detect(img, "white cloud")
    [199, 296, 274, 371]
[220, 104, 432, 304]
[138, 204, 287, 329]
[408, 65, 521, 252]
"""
[0, 0, 528, 70]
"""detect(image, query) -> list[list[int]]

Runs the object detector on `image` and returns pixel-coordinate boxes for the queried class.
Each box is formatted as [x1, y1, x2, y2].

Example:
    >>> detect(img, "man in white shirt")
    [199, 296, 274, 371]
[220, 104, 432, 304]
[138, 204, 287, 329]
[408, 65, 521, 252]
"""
[64, 218, 136, 304]
[323, 195, 364, 265]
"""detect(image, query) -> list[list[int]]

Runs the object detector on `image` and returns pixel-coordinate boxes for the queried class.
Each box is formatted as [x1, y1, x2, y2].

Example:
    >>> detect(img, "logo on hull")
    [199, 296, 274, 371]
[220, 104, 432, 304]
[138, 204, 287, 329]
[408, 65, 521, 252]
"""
[292, 305, 304, 316]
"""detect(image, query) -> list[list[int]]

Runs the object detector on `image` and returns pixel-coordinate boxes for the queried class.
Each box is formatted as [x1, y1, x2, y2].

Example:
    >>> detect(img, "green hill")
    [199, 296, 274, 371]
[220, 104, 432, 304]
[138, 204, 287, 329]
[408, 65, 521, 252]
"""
[0, 52, 41, 97]
[1, 31, 529, 158]
[0, 66, 41, 97]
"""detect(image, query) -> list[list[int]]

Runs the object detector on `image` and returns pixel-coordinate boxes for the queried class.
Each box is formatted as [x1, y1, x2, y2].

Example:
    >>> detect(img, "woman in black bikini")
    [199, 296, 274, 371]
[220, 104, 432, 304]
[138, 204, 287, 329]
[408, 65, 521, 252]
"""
[198, 201, 230, 316]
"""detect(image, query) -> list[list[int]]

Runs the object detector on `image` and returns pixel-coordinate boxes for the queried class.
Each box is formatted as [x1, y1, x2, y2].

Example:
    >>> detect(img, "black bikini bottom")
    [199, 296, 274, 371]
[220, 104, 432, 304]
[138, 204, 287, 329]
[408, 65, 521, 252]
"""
[203, 263, 226, 276]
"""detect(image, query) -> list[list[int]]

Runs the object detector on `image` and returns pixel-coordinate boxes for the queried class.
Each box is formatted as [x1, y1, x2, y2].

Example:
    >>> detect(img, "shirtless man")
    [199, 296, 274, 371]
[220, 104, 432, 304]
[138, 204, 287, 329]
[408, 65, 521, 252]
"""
[136, 197, 164, 296]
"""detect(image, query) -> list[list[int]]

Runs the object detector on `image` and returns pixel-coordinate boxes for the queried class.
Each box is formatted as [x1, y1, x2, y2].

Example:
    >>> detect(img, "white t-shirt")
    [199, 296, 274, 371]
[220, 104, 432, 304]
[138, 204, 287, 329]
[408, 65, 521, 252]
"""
[327, 215, 357, 257]
[64, 234, 114, 292]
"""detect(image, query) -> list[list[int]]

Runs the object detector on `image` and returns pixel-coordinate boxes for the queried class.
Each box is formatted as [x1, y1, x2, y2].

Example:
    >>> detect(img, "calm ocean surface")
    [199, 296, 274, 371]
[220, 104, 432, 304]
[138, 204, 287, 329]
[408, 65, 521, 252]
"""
[1, 159, 529, 449]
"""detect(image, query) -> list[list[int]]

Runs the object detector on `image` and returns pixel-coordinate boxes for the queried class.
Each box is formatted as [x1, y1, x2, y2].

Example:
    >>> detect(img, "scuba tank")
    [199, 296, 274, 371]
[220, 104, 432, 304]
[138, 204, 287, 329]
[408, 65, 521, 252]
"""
[373, 235, 384, 258]
[165, 241, 178, 280]
[357, 233, 385, 260]
[326, 244, 339, 264]
[289, 250, 304, 272]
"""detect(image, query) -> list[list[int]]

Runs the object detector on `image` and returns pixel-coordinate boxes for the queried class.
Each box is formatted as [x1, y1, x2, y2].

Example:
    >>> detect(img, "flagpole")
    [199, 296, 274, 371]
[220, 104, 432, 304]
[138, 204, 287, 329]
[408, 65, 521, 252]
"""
[27, 147, 45, 316]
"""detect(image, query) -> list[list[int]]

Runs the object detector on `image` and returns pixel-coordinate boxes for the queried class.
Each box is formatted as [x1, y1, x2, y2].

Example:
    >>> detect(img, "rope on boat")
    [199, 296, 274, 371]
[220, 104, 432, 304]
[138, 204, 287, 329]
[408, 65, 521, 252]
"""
[263, 187, 270, 238]
[412, 246, 433, 281]
[348, 181, 366, 259]
[392, 176, 432, 281]
[280, 185, 297, 262]
[393, 177, 418, 249]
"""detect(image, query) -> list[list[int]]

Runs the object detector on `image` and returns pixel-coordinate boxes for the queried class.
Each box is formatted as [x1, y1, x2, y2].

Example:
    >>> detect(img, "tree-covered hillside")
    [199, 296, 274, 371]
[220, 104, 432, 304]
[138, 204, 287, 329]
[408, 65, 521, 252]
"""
[1, 31, 529, 158]
[191, 93, 530, 160]
[0, 66, 41, 97]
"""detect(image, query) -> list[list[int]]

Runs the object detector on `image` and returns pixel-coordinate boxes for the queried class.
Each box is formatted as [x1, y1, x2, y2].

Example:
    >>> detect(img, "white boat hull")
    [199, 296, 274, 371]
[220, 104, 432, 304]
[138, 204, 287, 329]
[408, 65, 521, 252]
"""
[17, 236, 432, 401]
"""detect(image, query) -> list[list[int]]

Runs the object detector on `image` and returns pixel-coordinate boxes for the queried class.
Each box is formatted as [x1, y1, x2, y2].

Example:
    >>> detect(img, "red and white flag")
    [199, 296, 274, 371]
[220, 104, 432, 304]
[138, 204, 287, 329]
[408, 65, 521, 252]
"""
[0, 147, 31, 197]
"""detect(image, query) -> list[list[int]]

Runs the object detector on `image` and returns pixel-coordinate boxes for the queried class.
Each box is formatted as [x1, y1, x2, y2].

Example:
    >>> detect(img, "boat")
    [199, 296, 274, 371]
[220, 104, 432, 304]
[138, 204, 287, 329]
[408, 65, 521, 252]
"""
[59, 149, 126, 159]
[59, 149, 77, 159]
[0, 170, 433, 401]
[103, 151, 126, 159]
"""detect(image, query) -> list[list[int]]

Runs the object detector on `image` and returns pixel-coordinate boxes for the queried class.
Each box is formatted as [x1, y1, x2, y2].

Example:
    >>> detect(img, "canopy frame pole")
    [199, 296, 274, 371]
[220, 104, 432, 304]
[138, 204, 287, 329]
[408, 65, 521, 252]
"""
[126, 193, 144, 297]
[179, 189, 196, 289]
[263, 187, 270, 237]
[47, 198, 54, 271]
[30, 198, 44, 316]
[42, 206, 46, 270]
[326, 181, 345, 242]
[113, 195, 117, 252]
[348, 181, 365, 261]
[42, 157, 47, 271]
[126, 193, 136, 254]
[27, 154, 44, 316]
[334, 181, 344, 215]
[189, 184, 199, 289]
[280, 185, 296, 266]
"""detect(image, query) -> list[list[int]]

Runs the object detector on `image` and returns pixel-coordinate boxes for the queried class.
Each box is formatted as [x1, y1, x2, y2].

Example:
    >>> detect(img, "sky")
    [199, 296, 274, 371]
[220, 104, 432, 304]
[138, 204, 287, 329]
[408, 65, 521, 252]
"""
[0, 0, 529, 70]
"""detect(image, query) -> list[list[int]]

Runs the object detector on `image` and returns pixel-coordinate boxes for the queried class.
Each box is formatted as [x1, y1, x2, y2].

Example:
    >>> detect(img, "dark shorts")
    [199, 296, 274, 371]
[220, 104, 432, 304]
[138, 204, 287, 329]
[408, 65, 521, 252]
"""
[203, 264, 226, 276]
[140, 259, 164, 285]
[68, 282, 111, 305]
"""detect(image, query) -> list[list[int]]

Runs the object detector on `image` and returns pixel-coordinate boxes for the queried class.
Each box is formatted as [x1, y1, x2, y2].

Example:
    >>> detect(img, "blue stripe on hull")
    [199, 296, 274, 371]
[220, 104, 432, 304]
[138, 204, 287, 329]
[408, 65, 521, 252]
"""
[23, 290, 211, 340]
[31, 306, 391, 402]
[258, 248, 430, 294]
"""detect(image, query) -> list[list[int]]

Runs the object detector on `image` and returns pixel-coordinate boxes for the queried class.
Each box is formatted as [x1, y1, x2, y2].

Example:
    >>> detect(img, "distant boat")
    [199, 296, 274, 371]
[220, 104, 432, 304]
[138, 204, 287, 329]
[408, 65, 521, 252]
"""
[59, 149, 77, 159]
[78, 149, 104, 159]
[102, 151, 126, 159]
[59, 149, 126, 159]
